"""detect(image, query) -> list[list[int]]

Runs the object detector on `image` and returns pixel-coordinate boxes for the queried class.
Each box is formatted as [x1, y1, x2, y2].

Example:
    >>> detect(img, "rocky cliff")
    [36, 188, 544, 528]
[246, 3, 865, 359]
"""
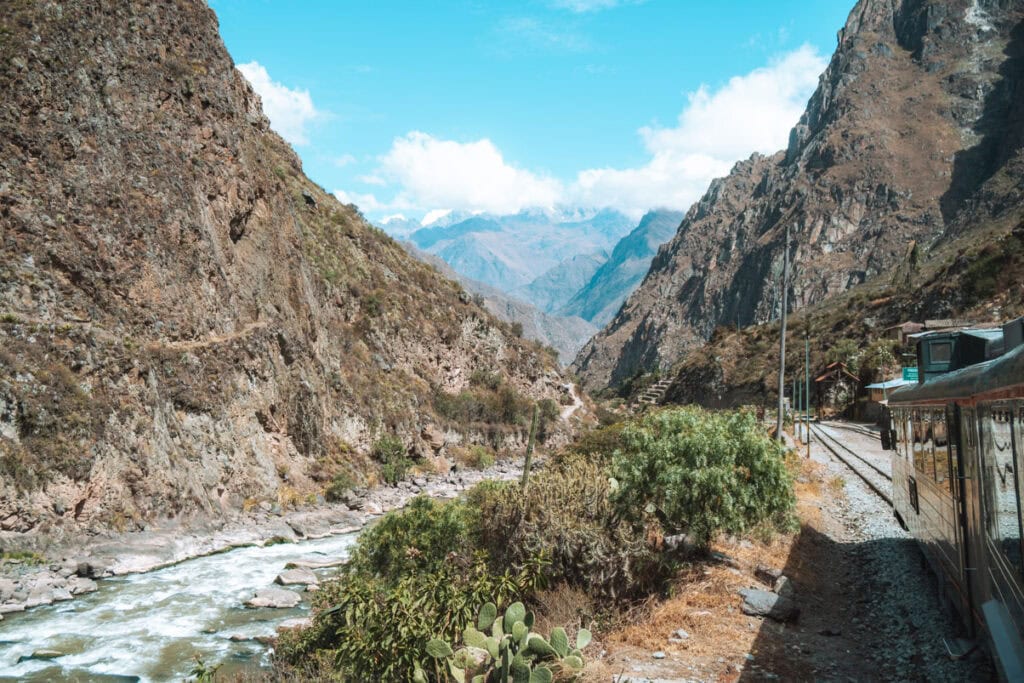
[0, 0, 570, 536]
[574, 0, 1024, 391]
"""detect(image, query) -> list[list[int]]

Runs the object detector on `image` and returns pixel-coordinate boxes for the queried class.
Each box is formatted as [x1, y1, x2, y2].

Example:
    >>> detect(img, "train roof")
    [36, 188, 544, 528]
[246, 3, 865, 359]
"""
[888, 341, 1024, 404]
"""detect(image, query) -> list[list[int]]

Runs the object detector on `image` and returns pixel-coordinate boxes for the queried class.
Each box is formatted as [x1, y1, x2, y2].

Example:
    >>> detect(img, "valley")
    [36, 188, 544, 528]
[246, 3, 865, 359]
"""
[2, 0, 1024, 681]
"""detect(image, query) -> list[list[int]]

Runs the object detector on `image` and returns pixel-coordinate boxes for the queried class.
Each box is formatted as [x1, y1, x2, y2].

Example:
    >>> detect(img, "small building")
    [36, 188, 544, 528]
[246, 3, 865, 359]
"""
[814, 361, 861, 417]
[883, 321, 924, 345]
[865, 377, 913, 403]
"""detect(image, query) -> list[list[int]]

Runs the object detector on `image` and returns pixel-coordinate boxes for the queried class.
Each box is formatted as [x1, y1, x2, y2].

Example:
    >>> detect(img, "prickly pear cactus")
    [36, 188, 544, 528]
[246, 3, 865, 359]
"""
[425, 601, 591, 682]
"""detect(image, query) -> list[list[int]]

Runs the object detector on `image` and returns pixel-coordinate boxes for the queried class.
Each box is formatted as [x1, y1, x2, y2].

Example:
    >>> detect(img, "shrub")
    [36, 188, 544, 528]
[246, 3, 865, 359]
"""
[277, 555, 545, 682]
[610, 406, 796, 548]
[460, 445, 495, 469]
[469, 459, 670, 601]
[348, 496, 474, 579]
[373, 435, 412, 485]
[324, 471, 355, 502]
[469, 368, 502, 391]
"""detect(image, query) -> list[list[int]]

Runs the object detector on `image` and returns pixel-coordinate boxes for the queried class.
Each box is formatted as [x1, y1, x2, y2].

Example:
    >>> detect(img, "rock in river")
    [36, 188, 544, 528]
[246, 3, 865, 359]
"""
[275, 568, 318, 586]
[245, 587, 302, 609]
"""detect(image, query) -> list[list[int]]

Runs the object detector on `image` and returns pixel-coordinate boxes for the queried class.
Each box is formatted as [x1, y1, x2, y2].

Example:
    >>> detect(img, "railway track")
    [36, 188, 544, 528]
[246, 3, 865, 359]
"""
[809, 422, 893, 506]
[821, 420, 881, 440]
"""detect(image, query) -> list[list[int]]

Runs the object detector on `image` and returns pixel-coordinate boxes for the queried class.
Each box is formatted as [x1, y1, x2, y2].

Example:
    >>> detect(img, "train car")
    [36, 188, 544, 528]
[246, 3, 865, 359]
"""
[887, 340, 1024, 679]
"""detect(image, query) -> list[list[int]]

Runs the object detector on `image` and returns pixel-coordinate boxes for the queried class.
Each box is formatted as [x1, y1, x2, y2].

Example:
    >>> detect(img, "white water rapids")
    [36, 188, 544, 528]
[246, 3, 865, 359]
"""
[0, 532, 357, 681]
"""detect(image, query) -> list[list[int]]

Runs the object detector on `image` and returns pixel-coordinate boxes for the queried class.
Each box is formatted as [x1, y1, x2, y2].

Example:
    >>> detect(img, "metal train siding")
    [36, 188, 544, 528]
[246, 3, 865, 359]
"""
[887, 343, 1024, 680]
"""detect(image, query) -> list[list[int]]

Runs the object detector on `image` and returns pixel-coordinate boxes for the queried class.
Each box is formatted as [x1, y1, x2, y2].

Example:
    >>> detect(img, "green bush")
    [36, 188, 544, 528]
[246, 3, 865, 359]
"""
[277, 555, 545, 682]
[324, 471, 355, 502]
[462, 445, 496, 469]
[469, 459, 670, 600]
[610, 406, 796, 548]
[348, 496, 474, 579]
[373, 435, 412, 485]
[469, 368, 502, 391]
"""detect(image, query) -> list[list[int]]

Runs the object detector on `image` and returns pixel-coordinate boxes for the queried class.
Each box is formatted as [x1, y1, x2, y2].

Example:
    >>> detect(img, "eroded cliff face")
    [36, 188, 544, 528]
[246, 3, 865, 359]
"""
[0, 1, 570, 535]
[574, 0, 1024, 391]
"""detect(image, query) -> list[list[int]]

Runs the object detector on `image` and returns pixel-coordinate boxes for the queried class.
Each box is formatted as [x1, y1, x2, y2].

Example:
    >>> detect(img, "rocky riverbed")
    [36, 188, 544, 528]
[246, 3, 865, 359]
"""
[0, 459, 528, 625]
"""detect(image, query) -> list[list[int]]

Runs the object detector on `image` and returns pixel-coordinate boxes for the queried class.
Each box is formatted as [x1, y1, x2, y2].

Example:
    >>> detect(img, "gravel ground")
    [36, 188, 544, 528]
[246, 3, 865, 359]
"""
[802, 422, 992, 682]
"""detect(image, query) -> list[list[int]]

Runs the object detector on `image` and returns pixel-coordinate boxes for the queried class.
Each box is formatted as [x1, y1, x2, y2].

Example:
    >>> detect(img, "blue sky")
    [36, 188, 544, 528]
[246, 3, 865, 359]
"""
[209, 0, 852, 223]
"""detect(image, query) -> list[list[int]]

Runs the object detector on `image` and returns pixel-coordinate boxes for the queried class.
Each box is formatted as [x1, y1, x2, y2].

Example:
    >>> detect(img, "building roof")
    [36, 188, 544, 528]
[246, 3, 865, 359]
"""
[884, 321, 923, 332]
[865, 378, 913, 390]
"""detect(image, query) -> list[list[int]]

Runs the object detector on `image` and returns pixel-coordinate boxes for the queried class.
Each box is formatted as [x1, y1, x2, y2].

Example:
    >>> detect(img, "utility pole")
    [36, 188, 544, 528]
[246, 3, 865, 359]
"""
[805, 332, 811, 458]
[521, 403, 539, 491]
[775, 224, 791, 442]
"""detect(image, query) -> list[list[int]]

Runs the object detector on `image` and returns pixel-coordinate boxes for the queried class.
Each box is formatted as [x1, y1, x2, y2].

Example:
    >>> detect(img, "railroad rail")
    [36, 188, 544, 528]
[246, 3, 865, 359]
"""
[820, 420, 881, 440]
[808, 422, 893, 506]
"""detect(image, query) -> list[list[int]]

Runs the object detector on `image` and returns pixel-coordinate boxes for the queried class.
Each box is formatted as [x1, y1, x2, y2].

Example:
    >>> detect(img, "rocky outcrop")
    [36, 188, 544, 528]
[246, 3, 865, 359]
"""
[0, 1, 570, 536]
[574, 0, 1024, 390]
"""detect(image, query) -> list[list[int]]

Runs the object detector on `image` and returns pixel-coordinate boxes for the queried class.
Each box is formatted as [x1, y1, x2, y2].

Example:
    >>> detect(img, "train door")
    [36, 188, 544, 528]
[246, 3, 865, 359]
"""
[958, 405, 986, 633]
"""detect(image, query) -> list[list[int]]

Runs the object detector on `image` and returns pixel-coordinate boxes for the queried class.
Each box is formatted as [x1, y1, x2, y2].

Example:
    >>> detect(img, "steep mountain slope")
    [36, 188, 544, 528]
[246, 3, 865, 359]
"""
[401, 243, 598, 364]
[574, 0, 1024, 391]
[0, 0, 570, 534]
[512, 250, 608, 314]
[561, 209, 683, 327]
[406, 209, 633, 292]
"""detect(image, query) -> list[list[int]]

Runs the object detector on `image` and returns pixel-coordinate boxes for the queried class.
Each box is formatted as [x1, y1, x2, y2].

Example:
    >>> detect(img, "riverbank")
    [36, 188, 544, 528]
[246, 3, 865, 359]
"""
[0, 458, 530, 621]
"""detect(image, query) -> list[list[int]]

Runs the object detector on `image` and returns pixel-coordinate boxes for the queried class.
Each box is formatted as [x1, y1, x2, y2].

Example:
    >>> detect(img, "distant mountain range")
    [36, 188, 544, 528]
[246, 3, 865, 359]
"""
[392, 208, 634, 292]
[381, 208, 682, 329]
[399, 243, 597, 364]
[560, 210, 683, 327]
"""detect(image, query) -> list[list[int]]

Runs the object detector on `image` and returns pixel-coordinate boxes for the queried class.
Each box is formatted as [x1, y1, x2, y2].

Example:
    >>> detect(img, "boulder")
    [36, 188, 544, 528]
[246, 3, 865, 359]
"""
[17, 648, 63, 663]
[245, 588, 301, 609]
[286, 514, 329, 539]
[68, 576, 99, 595]
[421, 424, 445, 451]
[738, 588, 799, 622]
[76, 559, 110, 579]
[274, 568, 318, 586]
[755, 564, 783, 586]
[773, 575, 794, 598]
[278, 617, 313, 631]
[0, 578, 15, 602]
[25, 587, 55, 608]
[0, 603, 26, 614]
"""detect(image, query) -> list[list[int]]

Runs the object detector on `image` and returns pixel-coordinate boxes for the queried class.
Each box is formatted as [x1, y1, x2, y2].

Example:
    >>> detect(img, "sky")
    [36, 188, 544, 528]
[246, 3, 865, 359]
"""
[209, 0, 852, 224]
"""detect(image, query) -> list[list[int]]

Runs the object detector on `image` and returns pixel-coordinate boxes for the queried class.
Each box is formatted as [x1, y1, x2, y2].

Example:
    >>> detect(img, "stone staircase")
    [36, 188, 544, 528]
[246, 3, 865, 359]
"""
[635, 377, 673, 408]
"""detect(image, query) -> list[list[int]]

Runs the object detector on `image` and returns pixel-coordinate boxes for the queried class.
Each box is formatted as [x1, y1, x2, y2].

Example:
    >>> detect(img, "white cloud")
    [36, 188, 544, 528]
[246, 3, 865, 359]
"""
[334, 153, 357, 167]
[238, 61, 321, 146]
[378, 132, 563, 216]
[333, 188, 384, 213]
[422, 209, 453, 226]
[381, 213, 408, 224]
[567, 45, 826, 217]
[349, 46, 825, 222]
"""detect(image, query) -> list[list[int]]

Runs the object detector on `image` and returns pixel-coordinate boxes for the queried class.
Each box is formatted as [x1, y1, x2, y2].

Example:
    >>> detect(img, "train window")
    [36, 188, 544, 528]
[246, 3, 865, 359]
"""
[913, 414, 935, 480]
[930, 341, 953, 363]
[933, 414, 950, 487]
[982, 407, 1023, 574]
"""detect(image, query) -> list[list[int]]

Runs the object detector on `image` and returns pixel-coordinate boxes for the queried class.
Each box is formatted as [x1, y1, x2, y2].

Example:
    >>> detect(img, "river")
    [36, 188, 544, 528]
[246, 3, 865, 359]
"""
[0, 532, 357, 681]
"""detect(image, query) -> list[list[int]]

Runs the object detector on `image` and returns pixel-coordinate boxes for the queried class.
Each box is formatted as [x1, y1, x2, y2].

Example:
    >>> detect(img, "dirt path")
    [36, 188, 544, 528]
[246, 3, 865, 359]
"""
[144, 320, 268, 351]
[586, 422, 992, 682]
[561, 382, 584, 421]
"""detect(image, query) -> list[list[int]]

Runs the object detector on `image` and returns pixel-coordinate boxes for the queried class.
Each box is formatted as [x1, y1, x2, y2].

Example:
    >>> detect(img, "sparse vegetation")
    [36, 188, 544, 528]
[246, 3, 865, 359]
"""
[280, 405, 796, 679]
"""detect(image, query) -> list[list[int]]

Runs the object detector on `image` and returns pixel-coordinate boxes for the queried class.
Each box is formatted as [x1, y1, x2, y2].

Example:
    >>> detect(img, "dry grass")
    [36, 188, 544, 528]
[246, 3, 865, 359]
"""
[582, 457, 833, 681]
